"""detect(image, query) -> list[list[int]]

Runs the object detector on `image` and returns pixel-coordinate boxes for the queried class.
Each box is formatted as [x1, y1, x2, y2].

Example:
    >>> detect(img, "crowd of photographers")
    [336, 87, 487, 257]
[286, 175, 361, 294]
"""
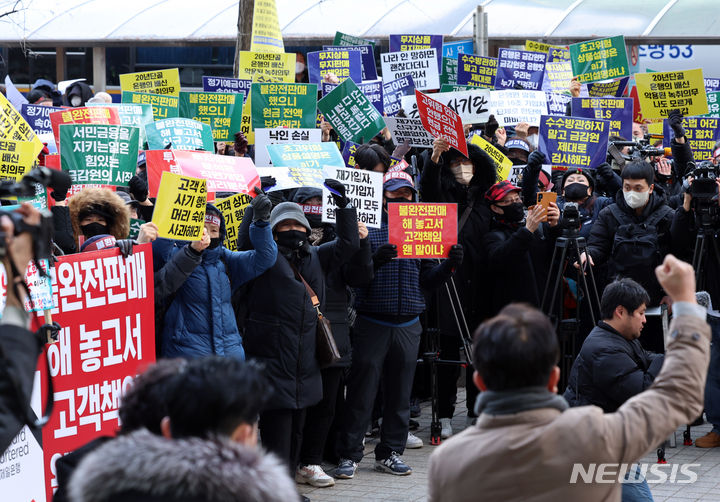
[1, 74, 720, 502]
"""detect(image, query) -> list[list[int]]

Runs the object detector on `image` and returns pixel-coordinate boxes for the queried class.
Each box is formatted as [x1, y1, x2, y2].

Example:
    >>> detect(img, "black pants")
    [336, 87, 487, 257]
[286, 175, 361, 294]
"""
[259, 408, 307, 475]
[337, 317, 421, 462]
[437, 334, 478, 418]
[299, 367, 345, 466]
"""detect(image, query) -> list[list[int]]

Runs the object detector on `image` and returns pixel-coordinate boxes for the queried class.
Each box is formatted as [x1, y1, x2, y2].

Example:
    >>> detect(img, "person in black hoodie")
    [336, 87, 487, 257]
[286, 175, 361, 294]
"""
[419, 138, 497, 436]
[652, 109, 694, 207]
[62, 81, 94, 108]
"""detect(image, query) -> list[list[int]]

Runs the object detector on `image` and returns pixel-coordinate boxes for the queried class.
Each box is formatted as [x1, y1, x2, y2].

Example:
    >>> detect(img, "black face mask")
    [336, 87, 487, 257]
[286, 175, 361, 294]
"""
[385, 197, 411, 206]
[499, 201, 525, 222]
[305, 213, 322, 229]
[80, 222, 109, 238]
[208, 237, 223, 249]
[276, 230, 307, 250]
[564, 182, 590, 201]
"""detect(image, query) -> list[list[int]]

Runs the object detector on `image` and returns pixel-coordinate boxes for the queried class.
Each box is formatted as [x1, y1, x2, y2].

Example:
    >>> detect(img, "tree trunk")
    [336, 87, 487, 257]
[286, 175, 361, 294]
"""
[233, 0, 255, 77]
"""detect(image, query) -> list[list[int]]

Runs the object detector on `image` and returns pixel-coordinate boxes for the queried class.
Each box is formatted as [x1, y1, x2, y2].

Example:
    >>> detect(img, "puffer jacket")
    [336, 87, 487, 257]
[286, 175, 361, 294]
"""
[156, 203, 277, 360]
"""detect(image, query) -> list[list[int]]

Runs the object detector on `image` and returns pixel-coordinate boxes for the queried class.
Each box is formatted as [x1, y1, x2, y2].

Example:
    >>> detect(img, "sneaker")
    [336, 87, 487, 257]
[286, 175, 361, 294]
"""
[375, 452, 412, 475]
[296, 464, 335, 487]
[406, 432, 423, 449]
[440, 418, 453, 439]
[334, 458, 358, 479]
[695, 431, 720, 448]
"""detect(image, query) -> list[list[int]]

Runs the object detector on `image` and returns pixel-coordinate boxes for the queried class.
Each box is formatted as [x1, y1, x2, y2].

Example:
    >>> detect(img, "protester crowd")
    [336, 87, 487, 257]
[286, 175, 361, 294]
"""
[3, 33, 720, 502]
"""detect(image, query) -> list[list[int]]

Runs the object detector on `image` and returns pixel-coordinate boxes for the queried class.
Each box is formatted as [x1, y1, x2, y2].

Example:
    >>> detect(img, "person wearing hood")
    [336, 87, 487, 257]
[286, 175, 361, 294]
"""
[154, 191, 277, 360]
[63, 81, 94, 108]
[420, 138, 498, 436]
[293, 187, 336, 245]
[238, 180, 360, 476]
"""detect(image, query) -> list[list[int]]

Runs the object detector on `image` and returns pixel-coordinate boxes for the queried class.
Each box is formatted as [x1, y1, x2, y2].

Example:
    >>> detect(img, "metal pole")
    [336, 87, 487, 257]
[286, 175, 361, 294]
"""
[233, 0, 255, 78]
[473, 6, 488, 57]
[92, 46, 106, 92]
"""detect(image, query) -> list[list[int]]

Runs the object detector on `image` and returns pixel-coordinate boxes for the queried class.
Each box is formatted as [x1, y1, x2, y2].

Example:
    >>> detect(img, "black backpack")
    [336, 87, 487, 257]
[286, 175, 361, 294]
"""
[609, 204, 673, 279]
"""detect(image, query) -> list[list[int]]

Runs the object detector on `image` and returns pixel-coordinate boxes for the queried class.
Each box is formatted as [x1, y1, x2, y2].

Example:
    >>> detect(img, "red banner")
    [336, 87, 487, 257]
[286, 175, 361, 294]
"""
[145, 149, 261, 202]
[388, 202, 458, 258]
[23, 245, 155, 501]
[49, 107, 121, 150]
[414, 89, 468, 157]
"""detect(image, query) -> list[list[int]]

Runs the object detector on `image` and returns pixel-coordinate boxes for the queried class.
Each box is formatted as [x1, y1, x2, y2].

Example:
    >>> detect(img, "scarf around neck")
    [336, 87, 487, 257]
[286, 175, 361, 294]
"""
[475, 385, 569, 416]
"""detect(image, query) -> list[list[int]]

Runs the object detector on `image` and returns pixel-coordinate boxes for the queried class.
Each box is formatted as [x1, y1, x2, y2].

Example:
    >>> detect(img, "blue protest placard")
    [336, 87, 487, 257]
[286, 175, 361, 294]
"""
[342, 141, 361, 167]
[538, 115, 610, 168]
[307, 49, 363, 84]
[542, 60, 573, 94]
[585, 77, 629, 97]
[267, 142, 345, 169]
[443, 40, 473, 59]
[21, 104, 63, 134]
[382, 75, 415, 116]
[322, 79, 383, 114]
[389, 34, 444, 71]
[202, 76, 252, 101]
[663, 116, 720, 162]
[457, 54, 497, 88]
[705, 78, 720, 93]
[547, 47, 570, 62]
[323, 44, 377, 81]
[546, 92, 572, 116]
[494, 48, 546, 91]
[571, 97, 633, 139]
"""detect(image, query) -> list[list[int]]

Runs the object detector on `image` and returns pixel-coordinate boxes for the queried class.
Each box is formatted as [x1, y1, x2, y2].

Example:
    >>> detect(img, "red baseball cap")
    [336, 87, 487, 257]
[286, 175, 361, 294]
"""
[485, 180, 521, 203]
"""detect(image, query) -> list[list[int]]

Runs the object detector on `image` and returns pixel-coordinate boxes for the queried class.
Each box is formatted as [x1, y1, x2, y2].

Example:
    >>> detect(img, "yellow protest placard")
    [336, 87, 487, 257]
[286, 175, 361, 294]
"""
[525, 40, 565, 53]
[152, 172, 207, 240]
[251, 0, 284, 53]
[240, 94, 255, 145]
[119, 68, 181, 97]
[214, 192, 252, 250]
[0, 140, 37, 180]
[0, 92, 44, 157]
[237, 51, 295, 83]
[635, 68, 708, 119]
[470, 134, 512, 181]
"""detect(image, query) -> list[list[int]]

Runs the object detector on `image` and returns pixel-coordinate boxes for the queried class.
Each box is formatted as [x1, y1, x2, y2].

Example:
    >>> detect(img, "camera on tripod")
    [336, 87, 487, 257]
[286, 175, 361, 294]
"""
[686, 161, 720, 227]
[560, 202, 582, 232]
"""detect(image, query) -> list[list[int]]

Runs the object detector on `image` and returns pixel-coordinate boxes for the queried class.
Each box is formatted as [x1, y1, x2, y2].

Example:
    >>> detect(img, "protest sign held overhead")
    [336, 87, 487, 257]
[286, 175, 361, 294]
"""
[322, 167, 383, 228]
[121, 91, 179, 121]
[470, 134, 512, 182]
[705, 92, 720, 118]
[584, 77, 629, 98]
[322, 80, 384, 114]
[1, 92, 46, 157]
[546, 92, 573, 116]
[60, 124, 140, 186]
[202, 76, 252, 100]
[384, 116, 435, 149]
[254, 128, 321, 166]
[705, 78, 720, 93]
[0, 139, 37, 180]
[251, 83, 317, 130]
[443, 40, 473, 59]
[538, 115, 610, 169]
[441, 56, 459, 87]
[21, 104, 63, 136]
[569, 36, 629, 84]
[307, 49, 363, 84]
[390, 34, 443, 71]
[401, 88, 491, 124]
[145, 118, 214, 152]
[214, 192, 252, 250]
[543, 60, 573, 94]
[334, 31, 375, 48]
[663, 117, 720, 162]
[494, 48, 546, 91]
[323, 44, 378, 81]
[457, 54, 497, 88]
[388, 202, 458, 259]
[119, 68, 180, 96]
[525, 40, 564, 54]
[50, 106, 122, 149]
[318, 78, 385, 143]
[256, 165, 325, 191]
[382, 75, 415, 116]
[250, 0, 284, 53]
[152, 172, 207, 240]
[415, 90, 467, 157]
[489, 90, 548, 126]
[547, 46, 571, 62]
[178, 91, 244, 142]
[571, 97, 633, 139]
[381, 48, 440, 91]
[635, 68, 708, 119]
[267, 142, 345, 169]
[237, 51, 295, 83]
[341, 141, 361, 167]
[87, 102, 154, 147]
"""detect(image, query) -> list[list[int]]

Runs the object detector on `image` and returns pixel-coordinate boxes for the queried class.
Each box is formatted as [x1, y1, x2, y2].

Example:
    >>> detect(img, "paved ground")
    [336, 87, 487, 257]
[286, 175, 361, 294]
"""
[298, 389, 720, 501]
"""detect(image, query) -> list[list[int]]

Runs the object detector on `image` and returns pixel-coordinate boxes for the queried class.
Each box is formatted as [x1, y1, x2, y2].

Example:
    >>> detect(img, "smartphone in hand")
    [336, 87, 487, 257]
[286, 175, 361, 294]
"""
[536, 191, 557, 222]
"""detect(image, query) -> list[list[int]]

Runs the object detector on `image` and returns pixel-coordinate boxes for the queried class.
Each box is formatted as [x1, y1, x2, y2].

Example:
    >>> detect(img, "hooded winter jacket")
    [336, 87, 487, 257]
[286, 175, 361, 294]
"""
[155, 203, 277, 360]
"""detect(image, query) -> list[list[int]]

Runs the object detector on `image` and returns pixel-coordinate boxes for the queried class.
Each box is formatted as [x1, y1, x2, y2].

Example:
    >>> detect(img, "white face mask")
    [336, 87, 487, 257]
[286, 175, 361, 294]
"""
[70, 95, 82, 107]
[623, 189, 650, 209]
[450, 163, 474, 185]
[526, 134, 539, 149]
[295, 62, 306, 74]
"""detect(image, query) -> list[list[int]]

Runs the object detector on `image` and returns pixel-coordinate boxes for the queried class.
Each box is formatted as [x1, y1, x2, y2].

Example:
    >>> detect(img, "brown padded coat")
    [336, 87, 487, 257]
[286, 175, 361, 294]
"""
[428, 314, 711, 502]
[68, 188, 130, 242]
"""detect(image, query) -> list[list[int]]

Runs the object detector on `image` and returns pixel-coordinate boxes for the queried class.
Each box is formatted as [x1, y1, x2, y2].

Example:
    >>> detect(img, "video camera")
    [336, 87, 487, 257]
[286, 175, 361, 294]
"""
[686, 160, 720, 228]
[608, 137, 670, 169]
[560, 202, 582, 233]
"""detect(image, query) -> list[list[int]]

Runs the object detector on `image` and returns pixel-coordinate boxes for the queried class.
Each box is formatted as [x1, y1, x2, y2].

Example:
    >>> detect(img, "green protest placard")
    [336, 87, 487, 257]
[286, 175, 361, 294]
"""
[440, 57, 458, 86]
[128, 218, 144, 240]
[318, 78, 386, 142]
[440, 84, 476, 92]
[569, 35, 629, 84]
[178, 91, 244, 142]
[87, 102, 154, 147]
[145, 118, 214, 151]
[251, 83, 317, 130]
[59, 124, 140, 186]
[704, 92, 720, 118]
[334, 31, 375, 48]
[122, 91, 179, 121]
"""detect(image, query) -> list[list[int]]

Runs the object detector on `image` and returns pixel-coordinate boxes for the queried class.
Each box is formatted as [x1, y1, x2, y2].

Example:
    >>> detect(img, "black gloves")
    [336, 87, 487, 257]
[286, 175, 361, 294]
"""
[260, 176, 277, 190]
[596, 162, 613, 178]
[324, 178, 349, 208]
[116, 239, 135, 259]
[526, 151, 546, 171]
[50, 187, 68, 202]
[445, 244, 464, 270]
[372, 243, 397, 270]
[128, 175, 149, 203]
[251, 189, 272, 223]
[668, 109, 685, 139]
[485, 114, 499, 139]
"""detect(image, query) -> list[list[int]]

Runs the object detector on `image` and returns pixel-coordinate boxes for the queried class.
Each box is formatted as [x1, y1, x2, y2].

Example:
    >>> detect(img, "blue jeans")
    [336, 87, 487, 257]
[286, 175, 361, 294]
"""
[622, 465, 654, 502]
[705, 313, 720, 434]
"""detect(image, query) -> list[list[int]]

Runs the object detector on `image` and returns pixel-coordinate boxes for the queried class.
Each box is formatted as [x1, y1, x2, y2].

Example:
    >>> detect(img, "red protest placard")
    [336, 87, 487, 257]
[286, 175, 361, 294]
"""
[45, 154, 116, 207]
[414, 89, 468, 157]
[145, 149, 261, 202]
[49, 106, 121, 150]
[24, 245, 155, 502]
[388, 202, 458, 259]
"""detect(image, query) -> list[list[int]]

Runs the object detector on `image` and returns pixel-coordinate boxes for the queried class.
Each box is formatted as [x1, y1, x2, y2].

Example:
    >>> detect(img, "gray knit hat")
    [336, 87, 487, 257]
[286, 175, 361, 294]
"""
[269, 202, 312, 233]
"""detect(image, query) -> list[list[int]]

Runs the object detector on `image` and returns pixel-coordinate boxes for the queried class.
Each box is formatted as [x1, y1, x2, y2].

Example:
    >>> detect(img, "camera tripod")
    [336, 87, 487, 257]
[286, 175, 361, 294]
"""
[692, 225, 720, 291]
[541, 227, 601, 390]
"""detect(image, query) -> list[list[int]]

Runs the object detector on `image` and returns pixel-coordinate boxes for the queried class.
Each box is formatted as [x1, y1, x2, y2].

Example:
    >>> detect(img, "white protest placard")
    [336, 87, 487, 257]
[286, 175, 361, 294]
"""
[322, 166, 383, 228]
[400, 88, 491, 123]
[489, 90, 548, 127]
[384, 116, 435, 148]
[381, 48, 440, 91]
[254, 128, 322, 166]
